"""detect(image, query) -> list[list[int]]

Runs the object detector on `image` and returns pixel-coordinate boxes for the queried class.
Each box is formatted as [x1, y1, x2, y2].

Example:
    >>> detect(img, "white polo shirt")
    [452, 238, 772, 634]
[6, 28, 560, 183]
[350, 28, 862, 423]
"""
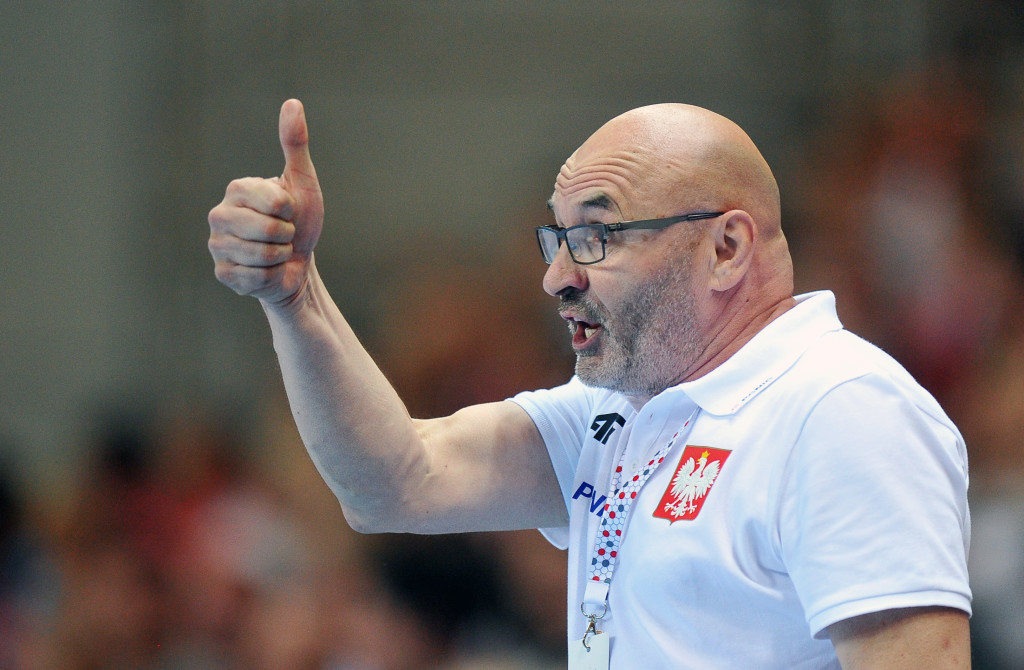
[511, 291, 971, 669]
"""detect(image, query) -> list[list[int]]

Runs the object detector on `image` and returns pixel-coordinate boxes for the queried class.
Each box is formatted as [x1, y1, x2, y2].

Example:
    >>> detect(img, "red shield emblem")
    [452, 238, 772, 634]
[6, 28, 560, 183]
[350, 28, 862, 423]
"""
[653, 445, 731, 523]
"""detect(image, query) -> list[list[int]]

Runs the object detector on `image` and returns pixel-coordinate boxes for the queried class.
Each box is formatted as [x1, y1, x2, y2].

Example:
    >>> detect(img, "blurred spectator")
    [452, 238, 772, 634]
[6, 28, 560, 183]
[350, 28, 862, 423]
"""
[0, 378, 564, 669]
[0, 447, 61, 669]
[791, 64, 1019, 403]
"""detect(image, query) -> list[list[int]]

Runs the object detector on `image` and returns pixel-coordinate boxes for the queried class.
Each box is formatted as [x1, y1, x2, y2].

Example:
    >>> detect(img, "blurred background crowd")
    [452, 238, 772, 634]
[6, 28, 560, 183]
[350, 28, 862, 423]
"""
[2, 1, 1024, 668]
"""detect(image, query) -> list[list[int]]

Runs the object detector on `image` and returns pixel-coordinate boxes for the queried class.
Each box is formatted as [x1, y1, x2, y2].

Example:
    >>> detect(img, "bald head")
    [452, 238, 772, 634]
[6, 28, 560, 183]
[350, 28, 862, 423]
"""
[563, 103, 781, 235]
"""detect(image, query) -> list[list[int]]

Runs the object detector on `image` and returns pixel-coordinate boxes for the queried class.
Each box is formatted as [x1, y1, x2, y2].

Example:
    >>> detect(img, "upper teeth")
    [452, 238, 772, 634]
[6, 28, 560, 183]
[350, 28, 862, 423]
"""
[567, 319, 598, 338]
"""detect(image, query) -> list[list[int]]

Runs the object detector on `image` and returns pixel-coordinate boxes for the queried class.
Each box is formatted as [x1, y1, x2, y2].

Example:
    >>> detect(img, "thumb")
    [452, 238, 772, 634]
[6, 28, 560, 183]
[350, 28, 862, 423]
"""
[279, 99, 319, 191]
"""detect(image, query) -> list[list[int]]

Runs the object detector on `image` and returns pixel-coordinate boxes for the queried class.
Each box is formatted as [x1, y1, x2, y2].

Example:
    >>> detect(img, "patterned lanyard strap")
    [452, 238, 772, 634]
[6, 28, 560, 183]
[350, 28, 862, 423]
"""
[581, 410, 698, 638]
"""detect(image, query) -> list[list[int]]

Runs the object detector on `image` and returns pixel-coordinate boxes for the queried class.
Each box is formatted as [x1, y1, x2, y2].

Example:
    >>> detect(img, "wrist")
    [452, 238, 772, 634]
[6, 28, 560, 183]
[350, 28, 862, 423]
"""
[260, 255, 319, 318]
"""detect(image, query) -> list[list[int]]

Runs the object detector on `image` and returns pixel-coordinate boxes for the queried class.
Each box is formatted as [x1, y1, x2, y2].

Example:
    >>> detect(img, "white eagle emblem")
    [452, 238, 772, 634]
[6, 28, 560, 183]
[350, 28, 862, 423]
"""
[654, 446, 731, 522]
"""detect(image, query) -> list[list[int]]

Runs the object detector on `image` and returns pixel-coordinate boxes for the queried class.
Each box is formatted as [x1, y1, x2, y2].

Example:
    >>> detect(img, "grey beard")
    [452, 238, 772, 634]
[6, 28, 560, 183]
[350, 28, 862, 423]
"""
[570, 265, 699, 398]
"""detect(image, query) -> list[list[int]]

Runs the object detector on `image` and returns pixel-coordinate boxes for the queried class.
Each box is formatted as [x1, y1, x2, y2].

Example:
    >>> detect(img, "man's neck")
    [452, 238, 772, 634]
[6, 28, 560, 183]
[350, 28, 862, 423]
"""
[654, 293, 798, 398]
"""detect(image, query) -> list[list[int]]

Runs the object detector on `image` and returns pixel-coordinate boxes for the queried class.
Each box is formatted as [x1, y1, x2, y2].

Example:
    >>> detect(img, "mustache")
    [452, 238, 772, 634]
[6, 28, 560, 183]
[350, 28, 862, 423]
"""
[558, 289, 606, 324]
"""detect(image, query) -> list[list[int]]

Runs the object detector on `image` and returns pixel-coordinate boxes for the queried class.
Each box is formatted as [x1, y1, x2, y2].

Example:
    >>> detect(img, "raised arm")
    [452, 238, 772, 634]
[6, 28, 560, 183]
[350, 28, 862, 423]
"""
[208, 100, 567, 534]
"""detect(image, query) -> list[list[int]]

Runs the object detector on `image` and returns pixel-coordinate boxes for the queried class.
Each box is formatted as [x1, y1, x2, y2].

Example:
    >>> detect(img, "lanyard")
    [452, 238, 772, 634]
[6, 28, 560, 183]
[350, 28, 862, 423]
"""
[581, 409, 699, 640]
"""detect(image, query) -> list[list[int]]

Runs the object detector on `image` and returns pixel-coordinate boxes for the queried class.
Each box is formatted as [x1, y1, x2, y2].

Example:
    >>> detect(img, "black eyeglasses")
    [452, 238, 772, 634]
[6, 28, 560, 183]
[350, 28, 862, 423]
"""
[535, 211, 725, 265]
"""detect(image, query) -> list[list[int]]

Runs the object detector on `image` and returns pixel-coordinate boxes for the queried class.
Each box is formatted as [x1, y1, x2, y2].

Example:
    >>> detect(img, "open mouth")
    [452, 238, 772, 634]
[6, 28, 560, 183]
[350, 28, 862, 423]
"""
[566, 316, 603, 349]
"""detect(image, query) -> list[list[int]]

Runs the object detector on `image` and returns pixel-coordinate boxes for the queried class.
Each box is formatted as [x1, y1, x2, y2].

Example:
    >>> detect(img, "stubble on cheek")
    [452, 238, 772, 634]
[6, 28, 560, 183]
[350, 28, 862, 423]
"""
[579, 264, 700, 397]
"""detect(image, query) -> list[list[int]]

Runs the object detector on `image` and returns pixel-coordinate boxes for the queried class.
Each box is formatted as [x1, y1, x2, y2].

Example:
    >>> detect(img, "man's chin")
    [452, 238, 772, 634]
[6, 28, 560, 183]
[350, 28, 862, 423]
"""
[575, 357, 625, 392]
[575, 359, 666, 399]
[574, 358, 608, 388]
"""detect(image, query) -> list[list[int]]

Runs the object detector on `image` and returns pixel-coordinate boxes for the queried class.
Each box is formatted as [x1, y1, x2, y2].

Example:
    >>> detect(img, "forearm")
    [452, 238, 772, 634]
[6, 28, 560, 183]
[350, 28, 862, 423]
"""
[262, 258, 426, 531]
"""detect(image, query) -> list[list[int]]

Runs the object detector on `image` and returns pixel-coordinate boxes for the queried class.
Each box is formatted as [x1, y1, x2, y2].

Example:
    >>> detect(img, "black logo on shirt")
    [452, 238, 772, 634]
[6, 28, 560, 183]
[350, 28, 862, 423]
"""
[590, 413, 626, 444]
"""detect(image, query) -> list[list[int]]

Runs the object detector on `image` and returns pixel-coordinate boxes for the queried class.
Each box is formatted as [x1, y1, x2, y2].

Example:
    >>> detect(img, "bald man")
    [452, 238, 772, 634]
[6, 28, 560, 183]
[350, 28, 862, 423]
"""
[209, 100, 971, 669]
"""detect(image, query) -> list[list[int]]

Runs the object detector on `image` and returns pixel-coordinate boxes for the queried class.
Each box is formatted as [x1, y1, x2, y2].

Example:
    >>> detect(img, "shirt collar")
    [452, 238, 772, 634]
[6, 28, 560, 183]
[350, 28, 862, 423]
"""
[675, 290, 843, 416]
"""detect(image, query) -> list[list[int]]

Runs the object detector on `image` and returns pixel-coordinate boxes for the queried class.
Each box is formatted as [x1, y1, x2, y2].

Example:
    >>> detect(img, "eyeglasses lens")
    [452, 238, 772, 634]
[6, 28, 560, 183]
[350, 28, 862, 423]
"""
[536, 225, 605, 264]
[567, 226, 602, 263]
[537, 229, 559, 263]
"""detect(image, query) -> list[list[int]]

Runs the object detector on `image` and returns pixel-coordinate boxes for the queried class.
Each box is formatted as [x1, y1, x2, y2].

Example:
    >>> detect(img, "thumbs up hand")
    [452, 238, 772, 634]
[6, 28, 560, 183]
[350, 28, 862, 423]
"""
[208, 99, 325, 306]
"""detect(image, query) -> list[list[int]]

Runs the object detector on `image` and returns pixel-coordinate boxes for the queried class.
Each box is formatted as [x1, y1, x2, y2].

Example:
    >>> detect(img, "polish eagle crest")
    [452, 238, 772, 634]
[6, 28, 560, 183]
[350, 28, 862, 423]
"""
[654, 446, 731, 522]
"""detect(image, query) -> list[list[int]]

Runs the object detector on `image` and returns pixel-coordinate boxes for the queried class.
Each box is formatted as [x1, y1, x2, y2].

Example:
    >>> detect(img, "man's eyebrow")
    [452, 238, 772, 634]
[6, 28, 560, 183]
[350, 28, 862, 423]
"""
[580, 194, 613, 211]
[545, 194, 614, 211]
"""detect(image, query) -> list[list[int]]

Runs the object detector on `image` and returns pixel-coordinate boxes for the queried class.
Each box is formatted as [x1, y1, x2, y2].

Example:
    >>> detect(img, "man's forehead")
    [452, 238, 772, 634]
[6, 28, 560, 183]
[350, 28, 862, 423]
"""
[548, 148, 643, 216]
[546, 105, 723, 220]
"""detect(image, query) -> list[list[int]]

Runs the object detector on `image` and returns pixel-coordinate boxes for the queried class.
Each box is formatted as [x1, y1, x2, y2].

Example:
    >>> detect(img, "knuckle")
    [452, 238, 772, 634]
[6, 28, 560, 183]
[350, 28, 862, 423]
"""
[207, 204, 228, 228]
[268, 192, 295, 220]
[254, 274, 272, 291]
[207, 231, 228, 252]
[254, 267, 279, 291]
[214, 262, 280, 297]
[208, 235, 239, 264]
[224, 177, 251, 196]
[265, 218, 294, 241]
[213, 261, 235, 285]
[263, 244, 285, 265]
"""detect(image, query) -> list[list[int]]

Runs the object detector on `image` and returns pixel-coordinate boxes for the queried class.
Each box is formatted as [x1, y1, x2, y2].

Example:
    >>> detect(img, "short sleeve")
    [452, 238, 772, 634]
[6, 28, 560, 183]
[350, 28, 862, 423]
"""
[510, 377, 596, 548]
[777, 373, 972, 637]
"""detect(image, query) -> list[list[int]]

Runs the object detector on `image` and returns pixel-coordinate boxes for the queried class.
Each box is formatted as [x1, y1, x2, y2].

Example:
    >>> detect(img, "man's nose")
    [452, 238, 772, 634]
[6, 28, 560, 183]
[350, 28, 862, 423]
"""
[542, 244, 589, 297]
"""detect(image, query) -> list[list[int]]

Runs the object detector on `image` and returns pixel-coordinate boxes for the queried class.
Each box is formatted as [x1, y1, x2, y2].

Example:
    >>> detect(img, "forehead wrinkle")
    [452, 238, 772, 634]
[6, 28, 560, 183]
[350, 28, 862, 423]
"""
[559, 151, 646, 181]
[555, 161, 643, 204]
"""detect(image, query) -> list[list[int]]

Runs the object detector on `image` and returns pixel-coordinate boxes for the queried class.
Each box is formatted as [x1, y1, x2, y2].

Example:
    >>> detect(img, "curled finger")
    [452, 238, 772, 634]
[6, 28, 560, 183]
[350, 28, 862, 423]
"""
[209, 233, 293, 268]
[222, 176, 296, 220]
[208, 203, 296, 244]
[213, 259, 288, 299]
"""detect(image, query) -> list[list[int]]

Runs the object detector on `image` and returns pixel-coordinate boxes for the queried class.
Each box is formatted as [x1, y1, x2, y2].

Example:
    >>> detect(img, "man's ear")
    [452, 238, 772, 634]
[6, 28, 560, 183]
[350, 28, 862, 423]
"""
[709, 211, 755, 292]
